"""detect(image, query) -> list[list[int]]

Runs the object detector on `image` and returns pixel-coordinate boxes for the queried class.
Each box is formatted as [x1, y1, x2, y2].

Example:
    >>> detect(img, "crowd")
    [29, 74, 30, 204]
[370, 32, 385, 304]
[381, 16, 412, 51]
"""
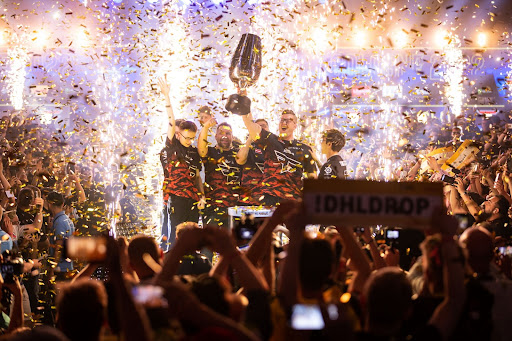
[0, 77, 509, 341]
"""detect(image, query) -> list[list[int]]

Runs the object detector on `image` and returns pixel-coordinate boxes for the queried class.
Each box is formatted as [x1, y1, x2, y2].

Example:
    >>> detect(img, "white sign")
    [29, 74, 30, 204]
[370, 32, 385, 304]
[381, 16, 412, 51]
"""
[303, 180, 443, 228]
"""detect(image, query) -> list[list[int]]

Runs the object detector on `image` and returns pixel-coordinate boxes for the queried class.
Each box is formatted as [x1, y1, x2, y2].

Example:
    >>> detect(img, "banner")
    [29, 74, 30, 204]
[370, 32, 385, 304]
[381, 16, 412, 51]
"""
[303, 180, 443, 228]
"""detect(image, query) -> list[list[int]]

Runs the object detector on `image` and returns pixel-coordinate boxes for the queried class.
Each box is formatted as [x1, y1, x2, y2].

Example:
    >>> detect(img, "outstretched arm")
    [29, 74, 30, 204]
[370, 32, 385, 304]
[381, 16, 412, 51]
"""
[158, 76, 176, 142]
[242, 113, 262, 141]
[236, 135, 253, 165]
[198, 117, 217, 158]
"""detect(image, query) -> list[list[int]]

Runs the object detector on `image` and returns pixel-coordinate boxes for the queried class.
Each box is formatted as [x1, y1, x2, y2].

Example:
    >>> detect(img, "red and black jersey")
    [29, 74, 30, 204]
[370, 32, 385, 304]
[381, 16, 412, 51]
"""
[239, 143, 265, 205]
[203, 146, 242, 208]
[258, 130, 316, 201]
[161, 137, 201, 202]
[318, 155, 347, 180]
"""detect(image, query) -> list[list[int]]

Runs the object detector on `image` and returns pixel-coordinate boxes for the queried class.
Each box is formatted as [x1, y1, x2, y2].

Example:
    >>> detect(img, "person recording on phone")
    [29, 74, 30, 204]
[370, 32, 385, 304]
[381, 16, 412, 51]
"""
[455, 177, 512, 238]
[47, 191, 75, 281]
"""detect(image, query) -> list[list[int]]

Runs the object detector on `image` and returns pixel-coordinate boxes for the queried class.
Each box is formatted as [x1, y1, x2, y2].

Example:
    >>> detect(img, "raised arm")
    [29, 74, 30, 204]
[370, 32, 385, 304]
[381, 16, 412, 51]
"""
[236, 135, 253, 165]
[428, 213, 466, 340]
[335, 225, 372, 294]
[242, 113, 262, 141]
[158, 76, 176, 142]
[198, 117, 217, 158]
[455, 178, 481, 219]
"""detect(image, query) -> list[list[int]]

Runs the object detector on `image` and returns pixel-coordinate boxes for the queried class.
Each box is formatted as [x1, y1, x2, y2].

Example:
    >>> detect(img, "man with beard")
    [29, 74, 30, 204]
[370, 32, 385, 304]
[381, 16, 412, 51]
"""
[198, 118, 241, 227]
[318, 129, 347, 180]
[236, 119, 268, 205]
[455, 178, 511, 238]
[242, 110, 317, 206]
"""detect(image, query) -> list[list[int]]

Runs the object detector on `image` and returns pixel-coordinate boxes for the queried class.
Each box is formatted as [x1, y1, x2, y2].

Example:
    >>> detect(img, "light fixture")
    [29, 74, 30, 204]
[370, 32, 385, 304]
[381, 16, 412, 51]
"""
[392, 30, 408, 48]
[477, 32, 487, 47]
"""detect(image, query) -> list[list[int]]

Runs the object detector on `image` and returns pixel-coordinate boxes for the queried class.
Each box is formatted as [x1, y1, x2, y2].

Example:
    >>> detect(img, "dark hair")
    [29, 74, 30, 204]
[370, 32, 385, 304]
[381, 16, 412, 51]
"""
[495, 195, 510, 217]
[217, 122, 232, 131]
[323, 129, 346, 152]
[255, 118, 268, 125]
[17, 188, 34, 208]
[127, 235, 160, 276]
[47, 191, 64, 207]
[299, 238, 334, 292]
[191, 274, 230, 317]
[175, 119, 185, 128]
[179, 120, 198, 133]
[198, 106, 212, 116]
[56, 280, 107, 341]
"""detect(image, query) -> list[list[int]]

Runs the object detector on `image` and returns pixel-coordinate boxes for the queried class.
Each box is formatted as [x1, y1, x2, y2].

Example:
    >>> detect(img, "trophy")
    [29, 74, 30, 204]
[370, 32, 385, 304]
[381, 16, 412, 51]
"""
[225, 33, 262, 116]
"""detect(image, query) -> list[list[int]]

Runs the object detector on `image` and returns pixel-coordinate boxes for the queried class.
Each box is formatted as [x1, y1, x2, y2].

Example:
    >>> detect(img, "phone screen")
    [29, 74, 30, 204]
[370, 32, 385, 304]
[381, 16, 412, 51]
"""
[386, 230, 399, 239]
[290, 304, 325, 330]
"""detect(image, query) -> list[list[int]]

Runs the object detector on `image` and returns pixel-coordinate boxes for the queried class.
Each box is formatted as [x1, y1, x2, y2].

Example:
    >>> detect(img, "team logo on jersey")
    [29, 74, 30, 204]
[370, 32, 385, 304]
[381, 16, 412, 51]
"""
[255, 162, 264, 173]
[275, 151, 301, 174]
[189, 164, 198, 178]
[324, 165, 333, 175]
[219, 162, 241, 184]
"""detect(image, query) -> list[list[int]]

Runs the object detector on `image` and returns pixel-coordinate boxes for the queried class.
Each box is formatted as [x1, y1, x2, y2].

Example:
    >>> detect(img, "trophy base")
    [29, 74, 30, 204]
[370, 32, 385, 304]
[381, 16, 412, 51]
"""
[225, 94, 251, 116]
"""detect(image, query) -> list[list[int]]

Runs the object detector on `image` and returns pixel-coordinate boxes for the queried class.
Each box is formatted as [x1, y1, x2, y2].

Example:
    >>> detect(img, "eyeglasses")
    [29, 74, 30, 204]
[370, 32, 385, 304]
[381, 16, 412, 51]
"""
[280, 118, 296, 124]
[178, 132, 195, 142]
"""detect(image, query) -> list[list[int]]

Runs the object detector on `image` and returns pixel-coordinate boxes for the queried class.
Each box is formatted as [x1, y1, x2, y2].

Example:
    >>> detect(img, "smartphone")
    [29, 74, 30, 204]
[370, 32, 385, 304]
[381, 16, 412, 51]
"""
[441, 174, 456, 184]
[64, 236, 107, 262]
[386, 230, 399, 239]
[290, 304, 325, 330]
[498, 246, 512, 256]
[132, 285, 167, 306]
[508, 123, 512, 130]
[238, 227, 256, 240]
[4, 190, 14, 199]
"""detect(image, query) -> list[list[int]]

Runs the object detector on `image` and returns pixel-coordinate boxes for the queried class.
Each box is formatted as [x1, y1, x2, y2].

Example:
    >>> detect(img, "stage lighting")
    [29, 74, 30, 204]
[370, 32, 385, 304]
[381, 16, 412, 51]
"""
[392, 30, 408, 48]
[477, 32, 487, 47]
[435, 29, 449, 48]
[354, 30, 367, 47]
[75, 29, 91, 48]
[32, 29, 50, 49]
[211, 0, 222, 4]
[53, 11, 61, 19]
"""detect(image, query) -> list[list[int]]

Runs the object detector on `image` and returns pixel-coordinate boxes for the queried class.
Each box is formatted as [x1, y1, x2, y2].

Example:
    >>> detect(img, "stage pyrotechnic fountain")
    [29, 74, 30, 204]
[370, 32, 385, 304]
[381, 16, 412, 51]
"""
[442, 33, 465, 120]
[5, 35, 28, 111]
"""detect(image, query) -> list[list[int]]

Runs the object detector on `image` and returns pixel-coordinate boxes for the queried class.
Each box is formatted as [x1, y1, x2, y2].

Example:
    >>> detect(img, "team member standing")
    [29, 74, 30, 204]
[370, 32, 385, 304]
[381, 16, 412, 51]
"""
[236, 119, 268, 205]
[198, 118, 241, 227]
[242, 110, 317, 206]
[158, 77, 204, 249]
[318, 129, 347, 180]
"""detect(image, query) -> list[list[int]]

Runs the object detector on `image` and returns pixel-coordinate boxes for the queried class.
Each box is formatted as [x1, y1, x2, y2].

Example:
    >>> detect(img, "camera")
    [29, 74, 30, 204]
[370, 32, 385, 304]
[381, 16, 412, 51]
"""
[441, 174, 456, 184]
[233, 213, 261, 242]
[0, 251, 25, 283]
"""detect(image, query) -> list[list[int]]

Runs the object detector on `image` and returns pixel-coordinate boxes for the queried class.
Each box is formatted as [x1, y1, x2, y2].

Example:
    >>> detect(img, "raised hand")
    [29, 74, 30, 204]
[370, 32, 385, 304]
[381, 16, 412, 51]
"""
[157, 76, 171, 99]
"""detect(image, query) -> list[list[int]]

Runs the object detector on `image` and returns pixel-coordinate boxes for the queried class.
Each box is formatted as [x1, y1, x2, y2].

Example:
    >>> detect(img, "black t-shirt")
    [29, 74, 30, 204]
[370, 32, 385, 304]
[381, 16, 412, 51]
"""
[318, 155, 347, 180]
[203, 146, 242, 208]
[239, 143, 265, 205]
[162, 137, 201, 201]
[257, 130, 316, 201]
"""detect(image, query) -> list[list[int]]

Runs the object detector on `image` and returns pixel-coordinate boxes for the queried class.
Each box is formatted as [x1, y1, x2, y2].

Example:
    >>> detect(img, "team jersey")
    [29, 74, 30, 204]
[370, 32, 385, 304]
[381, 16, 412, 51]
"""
[239, 143, 265, 205]
[203, 146, 242, 208]
[161, 137, 201, 202]
[318, 155, 347, 180]
[258, 130, 317, 201]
